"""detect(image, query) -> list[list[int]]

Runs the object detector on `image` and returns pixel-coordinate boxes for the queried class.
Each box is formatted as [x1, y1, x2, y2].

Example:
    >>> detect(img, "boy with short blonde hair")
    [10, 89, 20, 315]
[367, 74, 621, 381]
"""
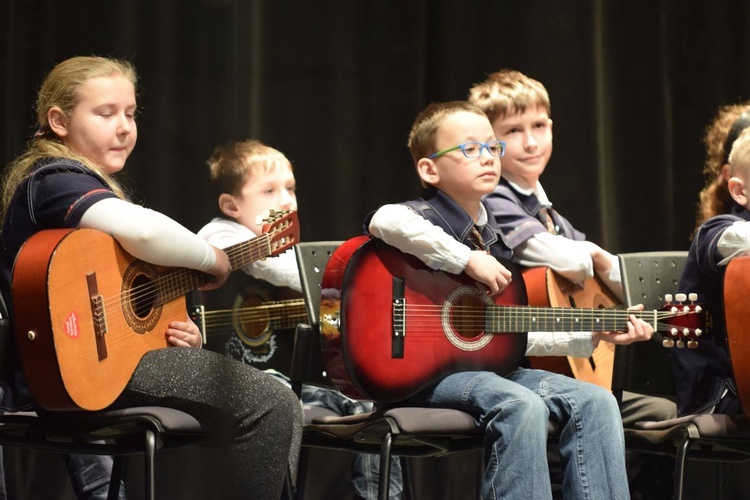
[470, 69, 676, 497]
[199, 139, 403, 500]
[367, 100, 654, 499]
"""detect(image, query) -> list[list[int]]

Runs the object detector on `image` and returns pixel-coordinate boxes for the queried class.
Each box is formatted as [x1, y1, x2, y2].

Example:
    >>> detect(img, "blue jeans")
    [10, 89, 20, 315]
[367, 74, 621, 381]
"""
[302, 385, 403, 500]
[402, 368, 629, 500]
[63, 453, 126, 500]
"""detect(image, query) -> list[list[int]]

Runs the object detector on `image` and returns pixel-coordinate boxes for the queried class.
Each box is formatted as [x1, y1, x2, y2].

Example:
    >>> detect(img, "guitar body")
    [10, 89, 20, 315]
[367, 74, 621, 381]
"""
[320, 236, 528, 403]
[197, 273, 304, 375]
[523, 267, 619, 390]
[12, 229, 176, 411]
[723, 255, 750, 416]
[11, 211, 299, 411]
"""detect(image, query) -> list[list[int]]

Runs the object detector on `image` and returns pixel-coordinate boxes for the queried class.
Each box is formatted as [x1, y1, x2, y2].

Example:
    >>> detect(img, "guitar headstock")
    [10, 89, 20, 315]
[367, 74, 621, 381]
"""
[658, 293, 712, 349]
[260, 209, 300, 257]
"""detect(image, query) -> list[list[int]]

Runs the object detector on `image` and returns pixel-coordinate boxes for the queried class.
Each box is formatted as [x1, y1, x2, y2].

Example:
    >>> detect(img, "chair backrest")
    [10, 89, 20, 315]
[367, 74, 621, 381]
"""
[295, 242, 343, 328]
[292, 242, 343, 389]
[612, 251, 689, 401]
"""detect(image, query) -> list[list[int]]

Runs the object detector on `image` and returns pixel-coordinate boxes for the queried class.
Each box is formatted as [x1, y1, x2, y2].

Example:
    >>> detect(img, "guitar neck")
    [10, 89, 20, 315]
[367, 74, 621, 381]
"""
[154, 234, 275, 306]
[486, 306, 654, 333]
[224, 234, 273, 270]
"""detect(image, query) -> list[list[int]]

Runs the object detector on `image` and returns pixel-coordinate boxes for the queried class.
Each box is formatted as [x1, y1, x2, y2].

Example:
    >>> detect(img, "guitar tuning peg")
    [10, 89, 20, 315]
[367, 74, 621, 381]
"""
[688, 293, 697, 302]
[682, 306, 690, 313]
[675, 293, 687, 303]
[694, 305, 702, 314]
[662, 338, 675, 348]
[687, 340, 699, 349]
[682, 328, 690, 336]
[670, 328, 678, 336]
[676, 339, 685, 348]
[670, 306, 678, 314]
[665, 293, 673, 302]
[694, 328, 702, 337]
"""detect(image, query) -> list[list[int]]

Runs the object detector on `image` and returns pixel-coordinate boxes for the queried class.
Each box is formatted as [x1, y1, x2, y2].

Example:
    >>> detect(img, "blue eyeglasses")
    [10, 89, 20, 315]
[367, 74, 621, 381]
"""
[428, 140, 506, 159]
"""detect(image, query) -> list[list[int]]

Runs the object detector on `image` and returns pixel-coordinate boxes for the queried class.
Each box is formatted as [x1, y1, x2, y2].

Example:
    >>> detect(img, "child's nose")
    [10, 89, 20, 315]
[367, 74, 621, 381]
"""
[279, 191, 294, 209]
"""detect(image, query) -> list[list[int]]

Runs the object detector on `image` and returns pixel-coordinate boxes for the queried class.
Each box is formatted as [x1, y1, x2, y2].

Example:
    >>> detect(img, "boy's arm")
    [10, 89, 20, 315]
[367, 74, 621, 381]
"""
[369, 205, 512, 295]
[198, 218, 302, 291]
[716, 220, 750, 266]
[368, 204, 472, 274]
[518, 234, 624, 300]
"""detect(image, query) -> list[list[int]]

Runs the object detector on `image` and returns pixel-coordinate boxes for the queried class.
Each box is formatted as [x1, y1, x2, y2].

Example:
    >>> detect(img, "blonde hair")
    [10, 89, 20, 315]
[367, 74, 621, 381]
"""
[728, 128, 750, 177]
[1, 56, 136, 215]
[206, 140, 293, 197]
[695, 102, 750, 229]
[468, 69, 551, 123]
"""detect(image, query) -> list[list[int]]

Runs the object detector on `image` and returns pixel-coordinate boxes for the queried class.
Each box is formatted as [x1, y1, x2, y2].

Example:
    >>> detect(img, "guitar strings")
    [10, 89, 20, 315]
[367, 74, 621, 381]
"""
[387, 304, 699, 335]
[199, 301, 307, 331]
[89, 233, 279, 332]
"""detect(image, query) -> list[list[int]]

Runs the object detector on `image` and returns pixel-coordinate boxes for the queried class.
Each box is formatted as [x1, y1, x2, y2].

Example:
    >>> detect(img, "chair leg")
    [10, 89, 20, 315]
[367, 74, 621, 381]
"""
[378, 432, 393, 500]
[107, 455, 126, 500]
[295, 447, 310, 499]
[673, 436, 690, 500]
[281, 466, 295, 500]
[144, 429, 157, 500]
[400, 458, 415, 500]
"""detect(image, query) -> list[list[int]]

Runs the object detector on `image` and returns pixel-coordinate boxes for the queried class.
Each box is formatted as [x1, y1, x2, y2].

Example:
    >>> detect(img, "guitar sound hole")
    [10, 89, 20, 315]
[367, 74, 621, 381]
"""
[239, 296, 270, 340]
[130, 274, 157, 319]
[450, 295, 485, 339]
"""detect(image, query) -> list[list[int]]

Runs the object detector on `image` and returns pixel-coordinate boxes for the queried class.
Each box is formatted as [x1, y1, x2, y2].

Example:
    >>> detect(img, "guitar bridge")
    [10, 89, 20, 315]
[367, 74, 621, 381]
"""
[86, 272, 108, 361]
[392, 277, 405, 358]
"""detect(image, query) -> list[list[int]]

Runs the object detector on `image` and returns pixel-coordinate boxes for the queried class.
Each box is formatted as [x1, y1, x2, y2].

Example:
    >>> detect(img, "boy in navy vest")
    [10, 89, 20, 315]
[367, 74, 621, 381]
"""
[366, 100, 653, 499]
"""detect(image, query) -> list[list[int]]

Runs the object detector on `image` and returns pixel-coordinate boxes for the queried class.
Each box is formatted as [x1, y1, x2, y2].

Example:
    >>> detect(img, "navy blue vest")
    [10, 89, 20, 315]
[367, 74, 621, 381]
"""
[364, 189, 513, 263]
[673, 207, 749, 416]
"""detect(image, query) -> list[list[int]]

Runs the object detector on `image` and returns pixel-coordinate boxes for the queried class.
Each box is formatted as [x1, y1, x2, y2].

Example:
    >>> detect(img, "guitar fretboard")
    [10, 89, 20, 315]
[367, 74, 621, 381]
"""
[485, 306, 659, 333]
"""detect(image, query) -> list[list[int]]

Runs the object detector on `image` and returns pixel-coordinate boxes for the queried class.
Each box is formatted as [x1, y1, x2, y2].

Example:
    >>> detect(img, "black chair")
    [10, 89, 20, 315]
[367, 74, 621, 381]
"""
[0, 289, 234, 500]
[291, 241, 488, 500]
[613, 251, 688, 402]
[616, 251, 750, 500]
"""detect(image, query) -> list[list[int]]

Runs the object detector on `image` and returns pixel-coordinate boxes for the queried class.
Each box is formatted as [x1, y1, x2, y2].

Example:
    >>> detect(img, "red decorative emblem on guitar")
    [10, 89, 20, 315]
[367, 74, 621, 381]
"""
[320, 236, 709, 403]
[12, 210, 299, 411]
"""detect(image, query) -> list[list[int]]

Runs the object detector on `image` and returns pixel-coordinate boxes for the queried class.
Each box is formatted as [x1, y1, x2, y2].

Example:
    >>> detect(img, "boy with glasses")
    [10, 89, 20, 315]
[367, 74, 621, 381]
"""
[366, 100, 655, 499]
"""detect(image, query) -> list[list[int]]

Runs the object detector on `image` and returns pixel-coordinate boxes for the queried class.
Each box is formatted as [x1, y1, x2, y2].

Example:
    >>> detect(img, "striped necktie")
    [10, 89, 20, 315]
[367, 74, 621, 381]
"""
[538, 207, 557, 234]
[468, 225, 488, 252]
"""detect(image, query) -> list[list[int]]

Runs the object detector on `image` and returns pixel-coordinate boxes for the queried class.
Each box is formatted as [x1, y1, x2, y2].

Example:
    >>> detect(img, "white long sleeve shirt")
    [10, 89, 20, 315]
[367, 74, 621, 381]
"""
[368, 203, 595, 358]
[507, 180, 622, 298]
[197, 217, 301, 292]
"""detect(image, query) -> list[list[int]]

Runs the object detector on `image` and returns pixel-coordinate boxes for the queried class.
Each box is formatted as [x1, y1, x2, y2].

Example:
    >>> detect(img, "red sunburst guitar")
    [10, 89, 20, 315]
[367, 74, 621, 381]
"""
[319, 236, 708, 403]
[523, 267, 619, 390]
[12, 210, 299, 411]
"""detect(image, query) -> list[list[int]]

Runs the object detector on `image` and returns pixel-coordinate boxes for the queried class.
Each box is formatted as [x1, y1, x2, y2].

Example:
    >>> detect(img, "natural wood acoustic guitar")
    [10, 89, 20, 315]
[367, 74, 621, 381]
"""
[523, 267, 620, 390]
[12, 210, 298, 411]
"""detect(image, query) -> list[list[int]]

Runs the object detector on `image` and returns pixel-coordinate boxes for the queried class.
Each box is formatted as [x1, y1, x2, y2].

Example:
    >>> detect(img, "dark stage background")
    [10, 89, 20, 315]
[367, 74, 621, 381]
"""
[2, 0, 750, 498]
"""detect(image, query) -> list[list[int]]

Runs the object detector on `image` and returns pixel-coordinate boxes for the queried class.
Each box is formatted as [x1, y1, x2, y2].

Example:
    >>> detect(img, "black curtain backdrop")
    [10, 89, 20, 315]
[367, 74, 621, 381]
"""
[4, 0, 750, 252]
[2, 0, 750, 498]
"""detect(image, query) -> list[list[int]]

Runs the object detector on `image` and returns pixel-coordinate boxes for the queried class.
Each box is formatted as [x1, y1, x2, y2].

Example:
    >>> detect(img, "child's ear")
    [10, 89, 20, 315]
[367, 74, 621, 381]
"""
[417, 158, 439, 187]
[727, 177, 748, 207]
[722, 163, 732, 181]
[47, 107, 68, 137]
[218, 193, 240, 218]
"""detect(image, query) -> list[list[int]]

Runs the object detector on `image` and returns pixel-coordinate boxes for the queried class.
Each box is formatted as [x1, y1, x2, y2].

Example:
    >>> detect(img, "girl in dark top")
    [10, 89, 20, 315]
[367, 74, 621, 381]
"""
[0, 55, 301, 500]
